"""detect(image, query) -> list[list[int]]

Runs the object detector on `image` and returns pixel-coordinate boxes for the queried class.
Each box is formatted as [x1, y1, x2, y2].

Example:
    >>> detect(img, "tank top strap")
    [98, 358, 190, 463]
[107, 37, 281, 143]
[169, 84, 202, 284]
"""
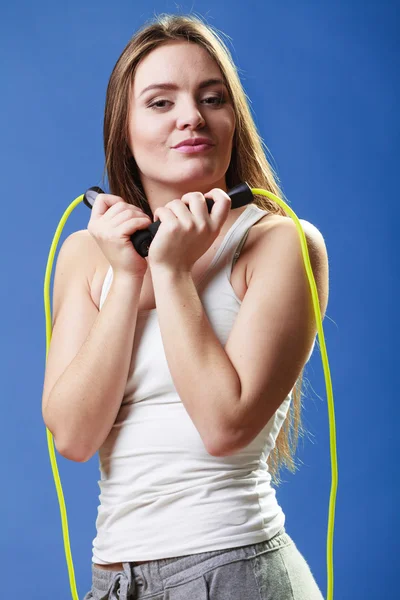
[211, 203, 270, 279]
[99, 265, 113, 310]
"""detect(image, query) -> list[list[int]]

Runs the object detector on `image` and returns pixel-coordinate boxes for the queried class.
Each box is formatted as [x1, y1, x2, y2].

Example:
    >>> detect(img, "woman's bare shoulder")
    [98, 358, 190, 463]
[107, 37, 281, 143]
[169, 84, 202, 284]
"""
[246, 212, 327, 282]
[65, 229, 110, 309]
[244, 212, 286, 282]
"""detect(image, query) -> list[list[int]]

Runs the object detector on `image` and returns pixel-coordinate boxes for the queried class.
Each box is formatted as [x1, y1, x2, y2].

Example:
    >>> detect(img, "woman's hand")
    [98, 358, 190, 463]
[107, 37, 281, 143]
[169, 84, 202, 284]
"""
[147, 188, 231, 272]
[87, 193, 152, 279]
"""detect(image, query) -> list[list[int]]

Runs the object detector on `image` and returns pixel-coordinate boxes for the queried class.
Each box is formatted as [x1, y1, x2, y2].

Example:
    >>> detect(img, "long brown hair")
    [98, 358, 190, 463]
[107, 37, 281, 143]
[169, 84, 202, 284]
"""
[100, 12, 310, 487]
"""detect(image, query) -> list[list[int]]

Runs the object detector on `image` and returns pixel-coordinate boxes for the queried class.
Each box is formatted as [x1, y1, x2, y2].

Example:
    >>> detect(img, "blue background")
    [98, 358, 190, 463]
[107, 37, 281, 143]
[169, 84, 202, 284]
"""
[1, 1, 397, 598]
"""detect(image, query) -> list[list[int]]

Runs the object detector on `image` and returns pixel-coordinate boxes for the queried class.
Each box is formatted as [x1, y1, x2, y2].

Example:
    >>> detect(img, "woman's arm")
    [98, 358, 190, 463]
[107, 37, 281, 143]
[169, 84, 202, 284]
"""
[150, 266, 242, 457]
[42, 232, 145, 462]
[150, 218, 329, 457]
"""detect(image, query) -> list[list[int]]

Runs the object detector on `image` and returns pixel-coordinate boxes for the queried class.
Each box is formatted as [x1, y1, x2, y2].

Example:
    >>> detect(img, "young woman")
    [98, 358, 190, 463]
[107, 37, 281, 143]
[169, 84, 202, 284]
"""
[42, 13, 328, 600]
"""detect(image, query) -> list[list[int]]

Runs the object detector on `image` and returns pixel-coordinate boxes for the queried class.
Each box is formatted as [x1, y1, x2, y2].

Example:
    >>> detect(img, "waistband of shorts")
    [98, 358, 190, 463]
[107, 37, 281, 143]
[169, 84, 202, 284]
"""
[156, 527, 292, 578]
[91, 527, 293, 590]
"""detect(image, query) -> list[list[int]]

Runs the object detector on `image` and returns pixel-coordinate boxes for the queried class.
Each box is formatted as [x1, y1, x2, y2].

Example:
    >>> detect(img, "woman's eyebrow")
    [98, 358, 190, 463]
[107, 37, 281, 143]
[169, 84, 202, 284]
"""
[139, 78, 226, 98]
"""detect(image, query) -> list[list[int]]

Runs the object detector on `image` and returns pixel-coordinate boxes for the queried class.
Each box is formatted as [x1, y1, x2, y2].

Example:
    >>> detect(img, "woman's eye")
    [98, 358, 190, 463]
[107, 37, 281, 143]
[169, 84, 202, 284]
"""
[204, 96, 225, 105]
[149, 96, 225, 109]
[149, 99, 170, 109]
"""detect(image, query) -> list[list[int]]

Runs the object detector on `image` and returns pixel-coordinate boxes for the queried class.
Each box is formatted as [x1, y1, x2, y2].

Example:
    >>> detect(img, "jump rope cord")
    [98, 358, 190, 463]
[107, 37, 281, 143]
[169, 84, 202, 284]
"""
[43, 188, 337, 600]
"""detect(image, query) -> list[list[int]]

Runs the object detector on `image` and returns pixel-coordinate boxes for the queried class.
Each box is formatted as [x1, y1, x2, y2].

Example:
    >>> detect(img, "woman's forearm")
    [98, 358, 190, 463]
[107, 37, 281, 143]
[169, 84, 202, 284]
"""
[150, 266, 242, 456]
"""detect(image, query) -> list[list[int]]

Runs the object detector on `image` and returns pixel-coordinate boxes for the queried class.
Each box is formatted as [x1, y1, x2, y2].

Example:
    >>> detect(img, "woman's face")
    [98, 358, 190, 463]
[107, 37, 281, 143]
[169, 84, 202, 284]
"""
[127, 41, 236, 197]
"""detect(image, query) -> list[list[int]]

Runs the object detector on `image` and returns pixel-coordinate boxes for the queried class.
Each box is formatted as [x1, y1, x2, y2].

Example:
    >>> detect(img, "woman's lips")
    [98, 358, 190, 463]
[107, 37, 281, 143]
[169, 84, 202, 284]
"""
[173, 144, 214, 153]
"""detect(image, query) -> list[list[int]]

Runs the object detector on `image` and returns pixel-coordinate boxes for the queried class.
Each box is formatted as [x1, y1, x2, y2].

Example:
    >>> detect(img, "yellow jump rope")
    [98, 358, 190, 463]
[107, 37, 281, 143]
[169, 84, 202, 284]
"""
[43, 182, 338, 600]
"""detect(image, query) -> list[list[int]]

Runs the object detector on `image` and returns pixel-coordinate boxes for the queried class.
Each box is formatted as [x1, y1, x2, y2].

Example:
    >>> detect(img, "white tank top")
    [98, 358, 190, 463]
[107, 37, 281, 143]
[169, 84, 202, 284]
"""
[91, 203, 315, 564]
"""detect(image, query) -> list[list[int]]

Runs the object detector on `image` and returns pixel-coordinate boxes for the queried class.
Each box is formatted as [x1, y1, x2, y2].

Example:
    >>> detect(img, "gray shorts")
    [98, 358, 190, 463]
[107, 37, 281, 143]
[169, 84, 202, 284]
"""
[82, 527, 324, 599]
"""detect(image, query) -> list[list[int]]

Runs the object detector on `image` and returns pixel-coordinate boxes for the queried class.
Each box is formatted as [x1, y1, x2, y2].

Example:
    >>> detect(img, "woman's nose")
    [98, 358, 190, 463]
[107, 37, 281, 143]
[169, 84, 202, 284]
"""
[176, 103, 205, 128]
